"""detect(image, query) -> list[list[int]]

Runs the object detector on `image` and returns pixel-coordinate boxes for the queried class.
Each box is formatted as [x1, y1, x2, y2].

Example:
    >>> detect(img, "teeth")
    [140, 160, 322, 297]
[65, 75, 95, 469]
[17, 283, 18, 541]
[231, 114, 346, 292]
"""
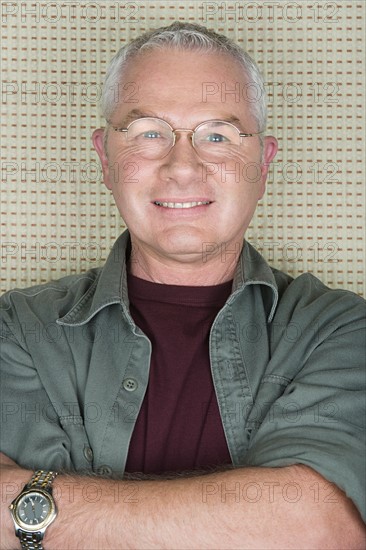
[154, 201, 210, 209]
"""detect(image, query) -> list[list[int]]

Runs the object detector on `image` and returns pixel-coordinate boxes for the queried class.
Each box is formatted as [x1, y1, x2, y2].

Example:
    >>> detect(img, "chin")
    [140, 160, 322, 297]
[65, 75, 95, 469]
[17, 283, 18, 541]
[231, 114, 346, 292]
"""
[159, 241, 206, 259]
[156, 231, 213, 259]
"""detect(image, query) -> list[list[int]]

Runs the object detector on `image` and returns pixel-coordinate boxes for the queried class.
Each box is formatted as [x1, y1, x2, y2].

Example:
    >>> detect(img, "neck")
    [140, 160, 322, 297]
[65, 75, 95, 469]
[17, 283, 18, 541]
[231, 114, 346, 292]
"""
[128, 240, 243, 286]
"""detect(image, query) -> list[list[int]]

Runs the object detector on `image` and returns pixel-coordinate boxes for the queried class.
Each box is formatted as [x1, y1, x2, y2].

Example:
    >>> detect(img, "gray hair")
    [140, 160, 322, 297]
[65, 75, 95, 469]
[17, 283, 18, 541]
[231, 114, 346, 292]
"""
[101, 22, 267, 134]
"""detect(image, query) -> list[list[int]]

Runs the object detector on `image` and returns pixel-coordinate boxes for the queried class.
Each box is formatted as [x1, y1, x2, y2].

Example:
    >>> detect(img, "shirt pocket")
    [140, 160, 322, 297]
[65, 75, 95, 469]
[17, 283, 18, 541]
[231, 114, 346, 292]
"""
[59, 415, 94, 472]
[245, 374, 292, 437]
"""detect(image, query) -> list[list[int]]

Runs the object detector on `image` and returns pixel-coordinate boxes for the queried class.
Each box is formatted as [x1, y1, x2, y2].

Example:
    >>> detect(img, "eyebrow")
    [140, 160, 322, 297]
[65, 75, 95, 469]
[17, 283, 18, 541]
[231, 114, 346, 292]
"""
[213, 117, 242, 126]
[221, 116, 241, 125]
[121, 109, 155, 125]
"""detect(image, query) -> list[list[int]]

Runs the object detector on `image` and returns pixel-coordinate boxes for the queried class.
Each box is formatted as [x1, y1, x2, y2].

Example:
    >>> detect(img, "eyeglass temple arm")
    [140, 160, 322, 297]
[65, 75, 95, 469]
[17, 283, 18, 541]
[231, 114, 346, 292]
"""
[239, 131, 264, 137]
[111, 127, 128, 133]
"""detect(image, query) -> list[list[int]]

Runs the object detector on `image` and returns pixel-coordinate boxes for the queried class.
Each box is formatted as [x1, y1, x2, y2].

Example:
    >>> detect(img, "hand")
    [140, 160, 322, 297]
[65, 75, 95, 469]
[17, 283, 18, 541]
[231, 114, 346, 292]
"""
[0, 452, 32, 550]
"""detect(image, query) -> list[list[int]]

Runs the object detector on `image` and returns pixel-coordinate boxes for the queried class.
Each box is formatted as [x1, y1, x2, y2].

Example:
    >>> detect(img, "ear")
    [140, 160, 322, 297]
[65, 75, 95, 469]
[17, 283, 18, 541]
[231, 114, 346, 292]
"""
[92, 128, 112, 190]
[258, 135, 278, 199]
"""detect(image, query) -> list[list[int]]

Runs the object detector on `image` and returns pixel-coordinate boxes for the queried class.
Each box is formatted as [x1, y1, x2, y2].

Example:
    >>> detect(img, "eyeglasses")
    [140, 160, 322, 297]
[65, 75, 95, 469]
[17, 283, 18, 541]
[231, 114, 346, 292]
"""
[108, 117, 263, 161]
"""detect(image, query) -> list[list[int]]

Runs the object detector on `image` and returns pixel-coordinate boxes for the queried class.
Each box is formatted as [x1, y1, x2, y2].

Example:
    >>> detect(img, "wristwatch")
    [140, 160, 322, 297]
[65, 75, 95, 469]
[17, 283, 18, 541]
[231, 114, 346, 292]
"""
[9, 470, 58, 549]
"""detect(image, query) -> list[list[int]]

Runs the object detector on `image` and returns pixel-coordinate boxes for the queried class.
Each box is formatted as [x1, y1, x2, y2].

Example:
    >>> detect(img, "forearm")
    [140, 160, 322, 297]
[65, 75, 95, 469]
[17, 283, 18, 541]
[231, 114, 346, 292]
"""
[2, 459, 365, 549]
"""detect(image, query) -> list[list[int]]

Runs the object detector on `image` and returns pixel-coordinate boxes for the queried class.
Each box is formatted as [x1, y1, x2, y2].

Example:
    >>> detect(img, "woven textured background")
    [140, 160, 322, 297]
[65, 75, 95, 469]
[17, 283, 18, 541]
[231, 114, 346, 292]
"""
[1, 1, 365, 296]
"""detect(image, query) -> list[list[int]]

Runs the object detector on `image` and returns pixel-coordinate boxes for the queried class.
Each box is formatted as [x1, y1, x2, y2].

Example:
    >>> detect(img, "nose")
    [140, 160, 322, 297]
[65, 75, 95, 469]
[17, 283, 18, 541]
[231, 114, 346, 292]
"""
[170, 130, 198, 159]
[160, 130, 203, 183]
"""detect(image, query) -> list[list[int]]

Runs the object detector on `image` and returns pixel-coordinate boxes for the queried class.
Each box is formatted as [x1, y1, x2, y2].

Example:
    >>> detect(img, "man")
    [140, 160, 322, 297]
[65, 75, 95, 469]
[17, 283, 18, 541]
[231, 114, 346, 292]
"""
[1, 21, 365, 549]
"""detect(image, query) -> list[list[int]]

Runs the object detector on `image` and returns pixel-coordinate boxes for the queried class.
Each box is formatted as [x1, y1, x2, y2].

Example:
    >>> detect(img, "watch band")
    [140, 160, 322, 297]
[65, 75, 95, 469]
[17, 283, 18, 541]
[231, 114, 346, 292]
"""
[18, 530, 44, 550]
[26, 470, 58, 492]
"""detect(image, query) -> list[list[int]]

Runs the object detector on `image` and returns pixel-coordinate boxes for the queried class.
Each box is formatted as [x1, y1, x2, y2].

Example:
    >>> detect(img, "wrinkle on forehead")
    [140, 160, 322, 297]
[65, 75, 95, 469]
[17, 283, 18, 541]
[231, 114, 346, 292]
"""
[112, 49, 256, 130]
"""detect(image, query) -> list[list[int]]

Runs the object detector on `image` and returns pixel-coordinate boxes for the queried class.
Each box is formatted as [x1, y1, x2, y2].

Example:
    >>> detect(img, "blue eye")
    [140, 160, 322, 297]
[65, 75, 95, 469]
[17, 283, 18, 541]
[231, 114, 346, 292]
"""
[142, 131, 161, 139]
[205, 133, 229, 143]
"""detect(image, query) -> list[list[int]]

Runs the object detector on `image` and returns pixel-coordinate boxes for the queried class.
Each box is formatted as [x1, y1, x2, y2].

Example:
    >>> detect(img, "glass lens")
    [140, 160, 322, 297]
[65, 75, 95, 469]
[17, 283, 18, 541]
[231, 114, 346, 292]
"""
[193, 121, 241, 160]
[126, 118, 173, 159]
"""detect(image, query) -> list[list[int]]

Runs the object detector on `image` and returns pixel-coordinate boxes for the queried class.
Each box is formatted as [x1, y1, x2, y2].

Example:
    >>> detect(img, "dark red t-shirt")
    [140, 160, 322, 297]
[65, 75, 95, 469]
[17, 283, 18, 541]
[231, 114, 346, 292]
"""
[124, 273, 233, 475]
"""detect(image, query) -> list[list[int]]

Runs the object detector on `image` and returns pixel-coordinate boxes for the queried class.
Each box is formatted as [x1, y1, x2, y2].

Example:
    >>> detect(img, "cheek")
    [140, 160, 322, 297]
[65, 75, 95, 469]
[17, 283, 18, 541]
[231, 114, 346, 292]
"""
[214, 161, 263, 202]
[218, 147, 263, 185]
[108, 150, 141, 187]
[109, 160, 154, 219]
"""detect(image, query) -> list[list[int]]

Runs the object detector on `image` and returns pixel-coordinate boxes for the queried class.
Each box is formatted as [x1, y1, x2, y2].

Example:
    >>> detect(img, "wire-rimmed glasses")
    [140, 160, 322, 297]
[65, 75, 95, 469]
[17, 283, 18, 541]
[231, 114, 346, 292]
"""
[108, 117, 263, 161]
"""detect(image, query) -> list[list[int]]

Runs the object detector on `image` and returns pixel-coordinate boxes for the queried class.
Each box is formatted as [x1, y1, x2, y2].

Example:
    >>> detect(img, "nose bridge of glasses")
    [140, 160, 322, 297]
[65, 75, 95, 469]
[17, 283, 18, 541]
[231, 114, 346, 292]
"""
[172, 128, 194, 140]
[170, 128, 196, 152]
[172, 128, 196, 153]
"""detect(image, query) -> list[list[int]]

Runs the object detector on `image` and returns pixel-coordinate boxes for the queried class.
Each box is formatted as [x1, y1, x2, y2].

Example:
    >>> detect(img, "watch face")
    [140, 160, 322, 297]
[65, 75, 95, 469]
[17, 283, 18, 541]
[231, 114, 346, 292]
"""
[15, 491, 52, 529]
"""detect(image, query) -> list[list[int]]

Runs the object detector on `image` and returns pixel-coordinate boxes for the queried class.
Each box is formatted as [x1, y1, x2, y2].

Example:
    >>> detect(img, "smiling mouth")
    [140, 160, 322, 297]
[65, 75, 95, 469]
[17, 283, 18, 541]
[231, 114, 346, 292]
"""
[154, 201, 212, 209]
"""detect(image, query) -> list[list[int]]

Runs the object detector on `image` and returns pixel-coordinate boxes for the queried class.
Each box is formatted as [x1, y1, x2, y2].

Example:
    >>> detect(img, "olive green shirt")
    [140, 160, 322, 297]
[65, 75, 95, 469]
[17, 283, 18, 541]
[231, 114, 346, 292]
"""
[1, 230, 365, 520]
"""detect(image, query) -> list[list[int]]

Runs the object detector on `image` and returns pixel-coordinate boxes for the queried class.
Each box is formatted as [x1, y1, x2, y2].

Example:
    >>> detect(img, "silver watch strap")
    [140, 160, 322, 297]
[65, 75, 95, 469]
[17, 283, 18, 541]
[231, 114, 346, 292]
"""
[26, 470, 58, 492]
[18, 531, 44, 550]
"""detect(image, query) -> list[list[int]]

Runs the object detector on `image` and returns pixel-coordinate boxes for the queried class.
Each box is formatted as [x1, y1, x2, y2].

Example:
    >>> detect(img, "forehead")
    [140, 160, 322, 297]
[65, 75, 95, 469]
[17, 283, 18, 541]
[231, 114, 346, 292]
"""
[114, 48, 254, 124]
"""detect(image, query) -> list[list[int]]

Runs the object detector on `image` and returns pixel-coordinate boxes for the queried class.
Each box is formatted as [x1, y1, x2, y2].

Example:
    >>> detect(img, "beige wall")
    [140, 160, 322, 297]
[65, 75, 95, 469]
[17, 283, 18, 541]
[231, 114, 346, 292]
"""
[1, 1, 365, 296]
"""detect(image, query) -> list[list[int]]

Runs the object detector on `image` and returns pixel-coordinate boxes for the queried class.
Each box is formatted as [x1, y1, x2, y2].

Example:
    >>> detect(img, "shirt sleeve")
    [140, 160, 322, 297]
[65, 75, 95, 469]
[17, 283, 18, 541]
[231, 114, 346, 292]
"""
[244, 289, 366, 522]
[0, 308, 89, 472]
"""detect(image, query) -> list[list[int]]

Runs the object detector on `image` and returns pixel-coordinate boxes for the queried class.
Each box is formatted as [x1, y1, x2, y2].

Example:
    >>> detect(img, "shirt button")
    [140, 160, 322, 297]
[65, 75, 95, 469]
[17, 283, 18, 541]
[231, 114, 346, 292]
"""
[123, 378, 138, 392]
[83, 446, 93, 462]
[97, 465, 113, 476]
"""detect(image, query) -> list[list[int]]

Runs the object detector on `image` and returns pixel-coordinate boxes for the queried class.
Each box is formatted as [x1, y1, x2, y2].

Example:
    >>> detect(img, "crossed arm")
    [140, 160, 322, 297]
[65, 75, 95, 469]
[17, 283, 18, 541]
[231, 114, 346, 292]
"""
[1, 452, 365, 550]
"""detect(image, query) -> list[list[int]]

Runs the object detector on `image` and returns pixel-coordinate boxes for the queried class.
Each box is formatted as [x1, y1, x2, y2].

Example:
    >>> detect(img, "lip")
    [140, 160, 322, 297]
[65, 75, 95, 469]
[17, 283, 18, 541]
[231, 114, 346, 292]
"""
[153, 198, 213, 204]
[151, 199, 214, 215]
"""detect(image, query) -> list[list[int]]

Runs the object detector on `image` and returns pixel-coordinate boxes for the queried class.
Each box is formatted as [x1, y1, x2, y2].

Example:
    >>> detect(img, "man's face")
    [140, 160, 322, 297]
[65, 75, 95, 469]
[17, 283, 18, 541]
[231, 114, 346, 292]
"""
[93, 49, 277, 265]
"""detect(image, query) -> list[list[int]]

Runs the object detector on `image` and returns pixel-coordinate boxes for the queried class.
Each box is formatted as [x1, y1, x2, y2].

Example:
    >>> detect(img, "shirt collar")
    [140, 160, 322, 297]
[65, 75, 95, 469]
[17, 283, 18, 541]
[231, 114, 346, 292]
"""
[57, 230, 278, 326]
[57, 230, 130, 326]
[233, 239, 279, 322]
